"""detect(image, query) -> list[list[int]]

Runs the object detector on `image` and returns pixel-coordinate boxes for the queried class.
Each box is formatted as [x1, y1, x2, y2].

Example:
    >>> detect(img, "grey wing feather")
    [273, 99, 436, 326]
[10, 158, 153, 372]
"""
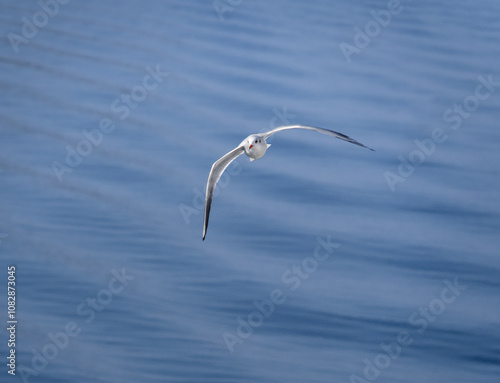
[262, 125, 374, 151]
[203, 145, 245, 240]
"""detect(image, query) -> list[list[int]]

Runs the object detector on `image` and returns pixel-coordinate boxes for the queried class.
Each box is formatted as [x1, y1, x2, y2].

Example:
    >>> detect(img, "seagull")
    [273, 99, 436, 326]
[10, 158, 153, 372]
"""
[202, 125, 373, 240]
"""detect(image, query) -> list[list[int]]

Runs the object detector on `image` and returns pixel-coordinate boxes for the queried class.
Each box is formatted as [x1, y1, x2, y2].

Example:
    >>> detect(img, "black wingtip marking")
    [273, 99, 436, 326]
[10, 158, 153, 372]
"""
[353, 142, 375, 151]
[357, 141, 375, 151]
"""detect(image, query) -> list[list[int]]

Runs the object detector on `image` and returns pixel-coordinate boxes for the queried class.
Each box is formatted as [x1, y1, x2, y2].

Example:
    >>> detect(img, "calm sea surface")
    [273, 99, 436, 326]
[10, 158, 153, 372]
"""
[1, 1, 499, 382]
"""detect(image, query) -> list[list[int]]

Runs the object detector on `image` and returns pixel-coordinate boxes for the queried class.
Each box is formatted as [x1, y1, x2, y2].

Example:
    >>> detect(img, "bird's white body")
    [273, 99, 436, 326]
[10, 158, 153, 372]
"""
[242, 134, 271, 161]
[202, 124, 373, 240]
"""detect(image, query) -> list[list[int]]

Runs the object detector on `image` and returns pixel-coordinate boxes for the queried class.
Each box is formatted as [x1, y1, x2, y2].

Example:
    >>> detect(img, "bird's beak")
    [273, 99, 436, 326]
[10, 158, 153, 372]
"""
[249, 145, 253, 149]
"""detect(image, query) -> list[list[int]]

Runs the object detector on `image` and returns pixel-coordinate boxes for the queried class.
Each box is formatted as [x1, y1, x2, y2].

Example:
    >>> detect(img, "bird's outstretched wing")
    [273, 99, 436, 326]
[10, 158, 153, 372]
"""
[262, 125, 374, 151]
[203, 145, 245, 240]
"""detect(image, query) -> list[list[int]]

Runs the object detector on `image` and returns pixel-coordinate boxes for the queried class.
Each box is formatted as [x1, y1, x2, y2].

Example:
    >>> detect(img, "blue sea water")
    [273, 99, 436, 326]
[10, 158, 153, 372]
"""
[1, 0, 499, 382]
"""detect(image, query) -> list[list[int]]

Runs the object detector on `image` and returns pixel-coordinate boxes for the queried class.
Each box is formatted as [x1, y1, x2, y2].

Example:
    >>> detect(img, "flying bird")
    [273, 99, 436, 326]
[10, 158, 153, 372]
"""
[202, 125, 373, 240]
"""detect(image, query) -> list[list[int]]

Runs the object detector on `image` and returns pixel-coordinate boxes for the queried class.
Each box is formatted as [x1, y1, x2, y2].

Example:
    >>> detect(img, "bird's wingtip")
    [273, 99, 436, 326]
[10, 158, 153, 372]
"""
[359, 143, 375, 151]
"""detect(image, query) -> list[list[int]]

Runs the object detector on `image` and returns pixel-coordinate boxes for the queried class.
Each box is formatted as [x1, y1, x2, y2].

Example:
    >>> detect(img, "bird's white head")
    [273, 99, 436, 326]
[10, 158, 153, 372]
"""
[244, 134, 270, 161]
